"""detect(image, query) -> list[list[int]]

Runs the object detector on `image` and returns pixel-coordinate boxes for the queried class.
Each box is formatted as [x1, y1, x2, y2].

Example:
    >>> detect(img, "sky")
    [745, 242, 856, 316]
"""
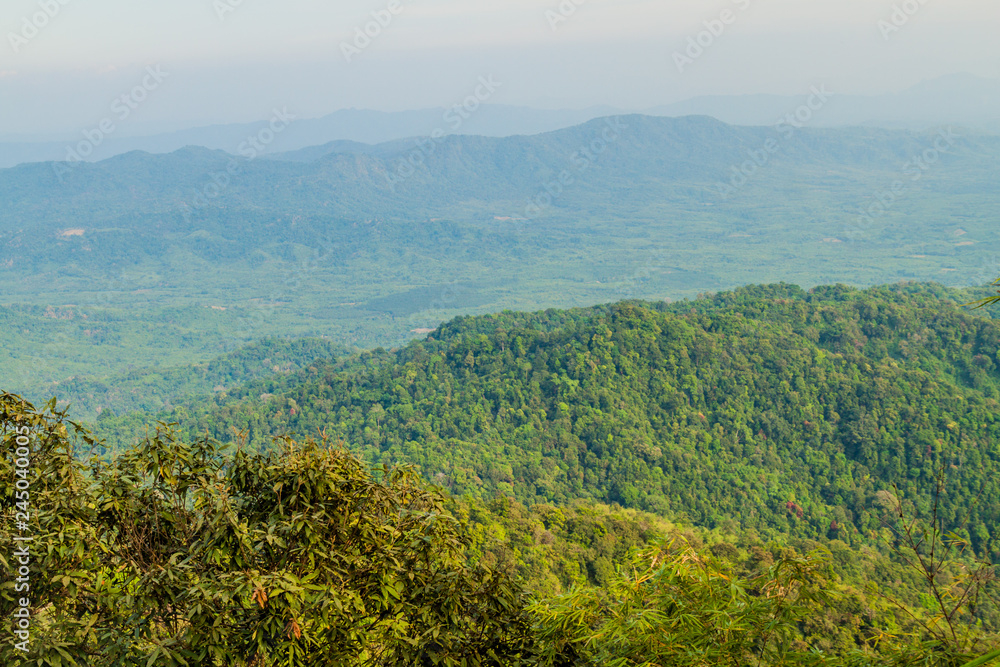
[0, 0, 998, 138]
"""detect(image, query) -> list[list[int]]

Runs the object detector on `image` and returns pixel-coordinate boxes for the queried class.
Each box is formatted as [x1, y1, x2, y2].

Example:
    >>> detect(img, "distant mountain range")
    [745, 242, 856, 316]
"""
[648, 73, 1000, 130]
[4, 114, 997, 235]
[0, 73, 996, 169]
[2, 112, 998, 399]
[1, 113, 997, 293]
[0, 105, 624, 169]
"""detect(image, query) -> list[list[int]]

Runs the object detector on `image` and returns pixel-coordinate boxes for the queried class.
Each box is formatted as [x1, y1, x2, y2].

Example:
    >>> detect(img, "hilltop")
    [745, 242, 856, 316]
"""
[98, 283, 1000, 550]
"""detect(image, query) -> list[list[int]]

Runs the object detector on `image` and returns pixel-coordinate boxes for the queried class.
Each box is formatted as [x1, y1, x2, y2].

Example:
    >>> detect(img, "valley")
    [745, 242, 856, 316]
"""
[2, 116, 999, 409]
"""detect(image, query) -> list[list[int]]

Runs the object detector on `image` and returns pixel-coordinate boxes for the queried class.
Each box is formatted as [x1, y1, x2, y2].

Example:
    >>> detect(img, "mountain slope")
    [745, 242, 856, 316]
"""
[99, 283, 1000, 549]
[0, 104, 625, 169]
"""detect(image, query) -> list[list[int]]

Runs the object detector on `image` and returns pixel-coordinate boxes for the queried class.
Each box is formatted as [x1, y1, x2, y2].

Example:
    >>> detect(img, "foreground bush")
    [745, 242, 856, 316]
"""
[1, 393, 997, 666]
[530, 541, 997, 667]
[0, 394, 532, 666]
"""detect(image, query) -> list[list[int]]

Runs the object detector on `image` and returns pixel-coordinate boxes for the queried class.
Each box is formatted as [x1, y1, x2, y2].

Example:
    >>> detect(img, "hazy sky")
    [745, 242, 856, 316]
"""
[0, 0, 997, 137]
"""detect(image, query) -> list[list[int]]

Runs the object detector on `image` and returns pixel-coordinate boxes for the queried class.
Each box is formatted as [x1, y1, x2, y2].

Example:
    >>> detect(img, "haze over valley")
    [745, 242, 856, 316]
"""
[2, 1, 1000, 665]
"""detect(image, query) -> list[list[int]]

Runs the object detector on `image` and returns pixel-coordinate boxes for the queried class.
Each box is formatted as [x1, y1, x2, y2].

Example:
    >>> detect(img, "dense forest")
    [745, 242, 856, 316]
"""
[2, 392, 998, 665]
[100, 283, 1000, 551]
[3, 282, 999, 664]
[3, 0, 997, 663]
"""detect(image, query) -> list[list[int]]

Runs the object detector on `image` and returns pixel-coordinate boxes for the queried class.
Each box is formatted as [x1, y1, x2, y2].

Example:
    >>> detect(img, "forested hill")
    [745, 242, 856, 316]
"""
[100, 283, 1000, 548]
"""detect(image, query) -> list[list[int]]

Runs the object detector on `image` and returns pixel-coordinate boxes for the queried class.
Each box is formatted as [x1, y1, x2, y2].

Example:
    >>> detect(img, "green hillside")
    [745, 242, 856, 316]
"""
[6, 380, 999, 666]
[98, 283, 1000, 552]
